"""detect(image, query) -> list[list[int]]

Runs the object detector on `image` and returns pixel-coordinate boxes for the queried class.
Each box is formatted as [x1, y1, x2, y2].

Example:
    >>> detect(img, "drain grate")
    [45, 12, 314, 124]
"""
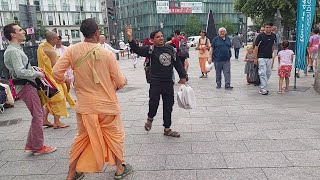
[0, 118, 22, 127]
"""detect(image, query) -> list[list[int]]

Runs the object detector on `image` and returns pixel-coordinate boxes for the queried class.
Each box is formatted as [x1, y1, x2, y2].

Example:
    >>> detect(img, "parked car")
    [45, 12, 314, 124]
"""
[187, 36, 201, 47]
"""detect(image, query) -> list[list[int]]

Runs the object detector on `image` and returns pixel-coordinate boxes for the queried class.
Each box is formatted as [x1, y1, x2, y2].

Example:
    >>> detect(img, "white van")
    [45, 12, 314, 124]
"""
[187, 36, 201, 47]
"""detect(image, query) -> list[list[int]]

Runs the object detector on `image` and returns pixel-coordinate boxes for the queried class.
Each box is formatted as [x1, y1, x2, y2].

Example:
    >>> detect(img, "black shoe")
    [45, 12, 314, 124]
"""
[199, 75, 204, 78]
[296, 73, 300, 78]
[216, 85, 221, 89]
[225, 86, 234, 90]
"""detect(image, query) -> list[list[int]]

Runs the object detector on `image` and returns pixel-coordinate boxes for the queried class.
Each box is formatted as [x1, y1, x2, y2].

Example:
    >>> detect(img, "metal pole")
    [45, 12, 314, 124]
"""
[27, 0, 36, 45]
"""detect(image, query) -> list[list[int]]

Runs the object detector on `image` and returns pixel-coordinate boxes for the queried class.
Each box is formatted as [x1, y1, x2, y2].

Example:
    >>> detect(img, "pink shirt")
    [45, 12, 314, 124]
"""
[309, 34, 320, 53]
[278, 49, 294, 66]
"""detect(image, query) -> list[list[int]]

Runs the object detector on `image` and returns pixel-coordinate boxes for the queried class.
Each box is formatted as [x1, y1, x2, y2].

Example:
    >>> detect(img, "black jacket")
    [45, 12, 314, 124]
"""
[129, 40, 186, 84]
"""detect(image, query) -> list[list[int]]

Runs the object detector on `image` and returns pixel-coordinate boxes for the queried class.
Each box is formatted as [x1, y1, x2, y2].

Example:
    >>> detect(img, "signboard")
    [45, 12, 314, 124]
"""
[26, 27, 35, 35]
[156, 1, 203, 14]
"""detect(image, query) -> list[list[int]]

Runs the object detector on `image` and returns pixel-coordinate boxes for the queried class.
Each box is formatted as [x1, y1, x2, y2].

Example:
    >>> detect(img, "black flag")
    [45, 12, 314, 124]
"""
[206, 10, 217, 42]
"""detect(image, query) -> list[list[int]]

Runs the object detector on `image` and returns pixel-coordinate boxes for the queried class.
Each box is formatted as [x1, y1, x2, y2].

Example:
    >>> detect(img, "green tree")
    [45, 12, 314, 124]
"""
[184, 15, 202, 36]
[219, 20, 236, 35]
[235, 0, 297, 38]
[25, 25, 48, 42]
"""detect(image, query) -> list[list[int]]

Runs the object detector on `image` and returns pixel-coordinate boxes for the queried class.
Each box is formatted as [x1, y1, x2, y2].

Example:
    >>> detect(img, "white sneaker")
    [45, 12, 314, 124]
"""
[259, 89, 268, 95]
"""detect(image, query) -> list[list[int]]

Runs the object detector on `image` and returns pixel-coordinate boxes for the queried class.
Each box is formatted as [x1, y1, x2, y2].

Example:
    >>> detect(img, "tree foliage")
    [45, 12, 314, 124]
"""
[184, 15, 202, 36]
[219, 20, 236, 35]
[235, 0, 297, 37]
[25, 25, 48, 42]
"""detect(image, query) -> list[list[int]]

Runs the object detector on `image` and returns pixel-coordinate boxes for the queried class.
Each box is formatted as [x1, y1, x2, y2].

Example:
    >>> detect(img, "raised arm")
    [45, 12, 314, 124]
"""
[126, 25, 149, 57]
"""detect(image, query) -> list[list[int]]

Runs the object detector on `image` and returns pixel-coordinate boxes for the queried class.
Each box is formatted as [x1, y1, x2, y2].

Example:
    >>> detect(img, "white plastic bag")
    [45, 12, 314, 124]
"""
[177, 84, 196, 109]
[205, 61, 213, 72]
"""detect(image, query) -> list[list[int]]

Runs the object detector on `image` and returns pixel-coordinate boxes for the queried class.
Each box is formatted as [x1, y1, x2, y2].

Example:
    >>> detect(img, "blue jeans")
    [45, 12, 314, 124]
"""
[258, 58, 272, 90]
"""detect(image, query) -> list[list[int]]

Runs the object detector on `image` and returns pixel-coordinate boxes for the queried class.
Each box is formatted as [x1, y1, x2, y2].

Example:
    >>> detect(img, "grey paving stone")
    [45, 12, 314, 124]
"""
[191, 123, 237, 132]
[227, 109, 268, 116]
[244, 139, 314, 152]
[0, 176, 15, 180]
[124, 155, 166, 171]
[0, 140, 25, 151]
[216, 131, 270, 141]
[197, 168, 268, 180]
[280, 120, 320, 129]
[283, 150, 320, 166]
[0, 160, 57, 176]
[297, 138, 320, 149]
[47, 159, 68, 174]
[263, 167, 320, 180]
[189, 111, 228, 118]
[165, 153, 227, 170]
[45, 137, 74, 148]
[264, 129, 320, 139]
[174, 117, 212, 125]
[84, 172, 132, 180]
[132, 170, 196, 180]
[0, 148, 69, 161]
[224, 152, 292, 168]
[192, 141, 248, 153]
[12, 174, 67, 180]
[139, 142, 191, 155]
[0, 161, 6, 168]
[235, 122, 285, 131]
[125, 144, 141, 156]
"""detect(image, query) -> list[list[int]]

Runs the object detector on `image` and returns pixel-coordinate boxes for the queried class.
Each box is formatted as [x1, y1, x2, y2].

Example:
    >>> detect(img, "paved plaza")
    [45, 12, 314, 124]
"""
[0, 47, 320, 180]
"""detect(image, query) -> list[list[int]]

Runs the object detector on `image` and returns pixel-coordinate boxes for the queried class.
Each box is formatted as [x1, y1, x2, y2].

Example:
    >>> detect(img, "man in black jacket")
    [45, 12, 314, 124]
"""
[126, 26, 187, 137]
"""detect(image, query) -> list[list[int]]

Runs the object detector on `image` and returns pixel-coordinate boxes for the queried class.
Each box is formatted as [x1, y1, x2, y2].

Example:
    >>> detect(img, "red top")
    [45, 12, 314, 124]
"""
[172, 36, 187, 49]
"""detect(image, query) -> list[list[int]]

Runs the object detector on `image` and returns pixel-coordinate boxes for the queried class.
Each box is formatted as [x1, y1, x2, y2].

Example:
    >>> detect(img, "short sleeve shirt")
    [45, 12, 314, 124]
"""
[255, 33, 276, 58]
[278, 49, 294, 66]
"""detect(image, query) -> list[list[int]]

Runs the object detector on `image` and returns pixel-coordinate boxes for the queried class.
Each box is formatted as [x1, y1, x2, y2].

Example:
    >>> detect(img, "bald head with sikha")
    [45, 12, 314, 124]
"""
[45, 31, 59, 46]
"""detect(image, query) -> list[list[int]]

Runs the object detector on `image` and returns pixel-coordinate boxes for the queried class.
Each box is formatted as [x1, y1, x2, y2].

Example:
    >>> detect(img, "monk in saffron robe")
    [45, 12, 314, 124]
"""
[52, 18, 132, 180]
[196, 30, 211, 78]
[37, 31, 75, 129]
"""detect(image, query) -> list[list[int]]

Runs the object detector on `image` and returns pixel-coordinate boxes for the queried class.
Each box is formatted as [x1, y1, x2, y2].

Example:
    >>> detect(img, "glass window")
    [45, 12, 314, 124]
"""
[58, 30, 62, 36]
[65, 30, 68, 36]
[72, 13, 80, 25]
[48, 14, 54, 25]
[71, 30, 80, 38]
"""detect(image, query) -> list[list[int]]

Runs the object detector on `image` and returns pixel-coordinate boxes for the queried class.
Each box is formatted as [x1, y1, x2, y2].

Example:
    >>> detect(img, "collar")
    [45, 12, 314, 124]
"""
[9, 43, 23, 50]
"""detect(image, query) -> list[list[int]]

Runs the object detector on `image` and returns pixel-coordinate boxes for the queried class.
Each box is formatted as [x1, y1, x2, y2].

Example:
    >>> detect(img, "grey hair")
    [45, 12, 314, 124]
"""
[218, 27, 227, 33]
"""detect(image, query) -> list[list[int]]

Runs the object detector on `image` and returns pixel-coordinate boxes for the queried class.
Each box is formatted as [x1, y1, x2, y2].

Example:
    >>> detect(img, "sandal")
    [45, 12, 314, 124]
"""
[53, 123, 70, 129]
[164, 129, 180, 137]
[73, 172, 84, 180]
[277, 91, 282, 94]
[144, 118, 153, 131]
[114, 164, 133, 180]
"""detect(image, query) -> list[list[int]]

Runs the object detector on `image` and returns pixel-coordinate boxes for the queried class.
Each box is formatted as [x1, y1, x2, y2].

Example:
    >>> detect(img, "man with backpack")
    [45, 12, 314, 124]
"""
[171, 30, 189, 79]
[126, 26, 187, 137]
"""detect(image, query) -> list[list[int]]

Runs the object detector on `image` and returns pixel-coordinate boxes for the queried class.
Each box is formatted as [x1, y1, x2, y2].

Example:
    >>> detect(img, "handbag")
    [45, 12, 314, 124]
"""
[144, 45, 154, 83]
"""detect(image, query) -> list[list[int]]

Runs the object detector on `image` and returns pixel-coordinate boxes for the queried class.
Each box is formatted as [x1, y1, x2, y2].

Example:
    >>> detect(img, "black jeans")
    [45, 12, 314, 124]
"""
[147, 82, 174, 128]
[234, 48, 240, 59]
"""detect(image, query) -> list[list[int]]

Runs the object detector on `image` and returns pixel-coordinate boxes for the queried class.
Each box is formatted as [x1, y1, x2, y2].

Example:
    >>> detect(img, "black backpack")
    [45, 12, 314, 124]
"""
[248, 65, 260, 85]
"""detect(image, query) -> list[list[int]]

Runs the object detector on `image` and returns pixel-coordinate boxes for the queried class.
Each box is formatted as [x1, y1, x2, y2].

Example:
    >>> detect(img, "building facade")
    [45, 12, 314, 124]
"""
[115, 0, 242, 41]
[0, 0, 103, 49]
